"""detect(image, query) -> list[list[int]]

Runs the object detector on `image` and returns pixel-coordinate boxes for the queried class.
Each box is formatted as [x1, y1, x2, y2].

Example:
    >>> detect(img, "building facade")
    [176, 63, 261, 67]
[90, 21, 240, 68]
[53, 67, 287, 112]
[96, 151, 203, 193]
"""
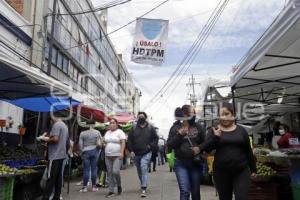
[1, 0, 140, 115]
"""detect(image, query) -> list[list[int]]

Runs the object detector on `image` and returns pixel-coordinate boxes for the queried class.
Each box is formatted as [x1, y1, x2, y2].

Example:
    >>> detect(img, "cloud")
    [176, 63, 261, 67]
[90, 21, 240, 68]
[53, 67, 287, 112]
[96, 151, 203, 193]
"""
[91, 0, 286, 130]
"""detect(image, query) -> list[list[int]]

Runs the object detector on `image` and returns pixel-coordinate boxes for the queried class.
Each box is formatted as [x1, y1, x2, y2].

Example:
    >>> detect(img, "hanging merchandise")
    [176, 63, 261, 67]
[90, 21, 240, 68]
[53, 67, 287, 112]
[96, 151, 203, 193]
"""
[131, 18, 169, 66]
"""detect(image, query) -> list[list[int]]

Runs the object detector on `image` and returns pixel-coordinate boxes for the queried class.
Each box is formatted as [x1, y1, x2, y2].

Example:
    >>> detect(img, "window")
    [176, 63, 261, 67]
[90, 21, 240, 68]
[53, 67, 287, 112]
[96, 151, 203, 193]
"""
[73, 68, 78, 81]
[57, 52, 63, 69]
[51, 47, 57, 64]
[63, 57, 69, 73]
[69, 63, 74, 79]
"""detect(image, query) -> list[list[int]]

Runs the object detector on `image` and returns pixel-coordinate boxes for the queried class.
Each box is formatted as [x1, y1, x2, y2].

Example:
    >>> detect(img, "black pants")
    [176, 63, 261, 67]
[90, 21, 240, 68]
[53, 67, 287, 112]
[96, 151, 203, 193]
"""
[149, 152, 157, 171]
[43, 159, 64, 200]
[214, 167, 250, 200]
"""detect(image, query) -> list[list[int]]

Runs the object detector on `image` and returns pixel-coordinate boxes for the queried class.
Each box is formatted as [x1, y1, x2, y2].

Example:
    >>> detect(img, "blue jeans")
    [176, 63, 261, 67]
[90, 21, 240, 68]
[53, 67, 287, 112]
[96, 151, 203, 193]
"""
[175, 159, 202, 200]
[82, 148, 99, 187]
[134, 152, 152, 189]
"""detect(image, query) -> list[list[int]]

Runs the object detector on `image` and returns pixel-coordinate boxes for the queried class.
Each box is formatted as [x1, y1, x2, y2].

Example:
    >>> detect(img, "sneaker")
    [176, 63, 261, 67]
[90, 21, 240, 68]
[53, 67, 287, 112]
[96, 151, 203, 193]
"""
[117, 186, 122, 194]
[92, 187, 99, 192]
[140, 190, 147, 198]
[76, 181, 83, 186]
[96, 183, 103, 188]
[105, 192, 115, 198]
[79, 188, 87, 193]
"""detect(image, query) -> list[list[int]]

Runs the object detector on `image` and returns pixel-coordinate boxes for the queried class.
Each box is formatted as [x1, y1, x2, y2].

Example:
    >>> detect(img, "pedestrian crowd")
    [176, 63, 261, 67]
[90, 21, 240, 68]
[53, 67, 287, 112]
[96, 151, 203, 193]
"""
[38, 103, 257, 200]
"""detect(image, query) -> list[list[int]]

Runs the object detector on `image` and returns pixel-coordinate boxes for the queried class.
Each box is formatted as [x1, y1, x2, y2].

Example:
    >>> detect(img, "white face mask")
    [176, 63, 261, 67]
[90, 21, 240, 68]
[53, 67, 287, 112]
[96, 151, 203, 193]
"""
[279, 129, 285, 135]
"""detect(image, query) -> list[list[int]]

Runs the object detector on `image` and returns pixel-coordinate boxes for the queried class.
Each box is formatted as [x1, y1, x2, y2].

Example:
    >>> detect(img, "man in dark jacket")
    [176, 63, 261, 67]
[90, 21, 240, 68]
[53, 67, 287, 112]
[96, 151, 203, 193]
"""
[128, 112, 158, 198]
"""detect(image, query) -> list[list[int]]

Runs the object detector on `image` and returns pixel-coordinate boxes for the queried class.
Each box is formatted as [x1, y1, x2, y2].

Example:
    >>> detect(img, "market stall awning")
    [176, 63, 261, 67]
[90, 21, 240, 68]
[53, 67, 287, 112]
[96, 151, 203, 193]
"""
[113, 112, 135, 124]
[74, 105, 109, 123]
[2, 96, 80, 112]
[0, 54, 71, 100]
[231, 0, 300, 115]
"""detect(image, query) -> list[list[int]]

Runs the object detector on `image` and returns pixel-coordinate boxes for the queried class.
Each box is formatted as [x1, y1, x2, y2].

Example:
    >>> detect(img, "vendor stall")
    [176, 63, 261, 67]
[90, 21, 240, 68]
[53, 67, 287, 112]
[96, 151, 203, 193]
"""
[0, 54, 81, 199]
[231, 0, 300, 199]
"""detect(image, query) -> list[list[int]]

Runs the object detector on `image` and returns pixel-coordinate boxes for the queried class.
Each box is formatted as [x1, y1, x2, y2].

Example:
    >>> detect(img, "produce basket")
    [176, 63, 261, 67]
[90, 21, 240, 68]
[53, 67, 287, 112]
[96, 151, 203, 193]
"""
[0, 176, 15, 200]
[256, 155, 272, 163]
[251, 176, 271, 183]
[249, 182, 278, 200]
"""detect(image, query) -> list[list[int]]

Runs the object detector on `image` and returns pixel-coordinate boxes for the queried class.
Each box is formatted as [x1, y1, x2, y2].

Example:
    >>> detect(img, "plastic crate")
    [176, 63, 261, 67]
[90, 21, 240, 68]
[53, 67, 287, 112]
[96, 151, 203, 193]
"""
[249, 182, 278, 200]
[0, 177, 15, 200]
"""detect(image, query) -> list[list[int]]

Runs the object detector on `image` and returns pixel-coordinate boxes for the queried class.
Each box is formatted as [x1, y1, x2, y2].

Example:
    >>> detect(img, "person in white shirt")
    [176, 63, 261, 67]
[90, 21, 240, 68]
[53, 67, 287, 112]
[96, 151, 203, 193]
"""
[104, 118, 126, 198]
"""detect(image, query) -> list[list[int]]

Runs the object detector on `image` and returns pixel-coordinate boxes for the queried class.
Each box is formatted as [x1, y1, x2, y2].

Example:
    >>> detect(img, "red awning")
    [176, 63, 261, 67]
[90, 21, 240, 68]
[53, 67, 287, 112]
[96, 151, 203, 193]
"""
[73, 105, 109, 123]
[113, 112, 135, 124]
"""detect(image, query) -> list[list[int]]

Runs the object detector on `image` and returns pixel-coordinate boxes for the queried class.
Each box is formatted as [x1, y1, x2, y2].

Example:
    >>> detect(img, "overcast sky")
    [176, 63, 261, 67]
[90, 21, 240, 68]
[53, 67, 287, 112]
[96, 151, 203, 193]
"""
[91, 0, 286, 137]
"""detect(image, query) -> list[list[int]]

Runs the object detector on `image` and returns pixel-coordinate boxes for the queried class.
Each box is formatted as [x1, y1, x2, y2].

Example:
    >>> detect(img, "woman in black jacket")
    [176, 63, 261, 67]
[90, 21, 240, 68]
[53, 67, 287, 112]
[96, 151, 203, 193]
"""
[197, 102, 256, 200]
[167, 105, 205, 200]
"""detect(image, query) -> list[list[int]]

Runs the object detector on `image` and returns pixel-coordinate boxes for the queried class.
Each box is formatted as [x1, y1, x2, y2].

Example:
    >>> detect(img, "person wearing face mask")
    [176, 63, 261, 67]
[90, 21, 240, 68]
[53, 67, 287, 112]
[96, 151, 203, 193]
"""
[198, 102, 256, 200]
[103, 118, 126, 198]
[167, 105, 205, 200]
[277, 124, 300, 148]
[127, 112, 158, 198]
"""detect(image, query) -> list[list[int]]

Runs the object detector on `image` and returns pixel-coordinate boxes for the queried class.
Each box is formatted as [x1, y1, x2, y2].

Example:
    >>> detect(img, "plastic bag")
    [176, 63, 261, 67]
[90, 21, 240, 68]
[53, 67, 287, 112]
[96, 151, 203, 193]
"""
[40, 167, 48, 189]
[166, 151, 175, 168]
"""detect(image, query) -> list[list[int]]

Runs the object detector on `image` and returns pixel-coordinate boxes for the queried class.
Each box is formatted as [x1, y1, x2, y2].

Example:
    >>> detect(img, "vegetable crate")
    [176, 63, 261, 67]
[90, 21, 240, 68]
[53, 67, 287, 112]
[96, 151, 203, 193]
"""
[249, 182, 278, 200]
[0, 177, 15, 200]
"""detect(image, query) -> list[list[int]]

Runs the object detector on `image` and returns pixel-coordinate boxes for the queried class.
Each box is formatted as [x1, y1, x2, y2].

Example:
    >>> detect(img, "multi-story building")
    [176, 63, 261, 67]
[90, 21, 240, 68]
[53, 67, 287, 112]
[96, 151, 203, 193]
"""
[0, 0, 140, 134]
[2, 0, 140, 112]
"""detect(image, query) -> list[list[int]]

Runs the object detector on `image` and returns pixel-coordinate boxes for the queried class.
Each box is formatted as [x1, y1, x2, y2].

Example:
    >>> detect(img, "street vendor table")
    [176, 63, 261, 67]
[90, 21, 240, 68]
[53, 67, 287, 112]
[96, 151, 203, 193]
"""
[256, 153, 300, 200]
[14, 166, 45, 200]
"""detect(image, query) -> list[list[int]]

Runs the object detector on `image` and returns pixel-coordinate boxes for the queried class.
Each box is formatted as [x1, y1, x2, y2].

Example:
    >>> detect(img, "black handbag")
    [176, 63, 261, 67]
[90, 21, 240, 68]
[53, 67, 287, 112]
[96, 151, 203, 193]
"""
[186, 135, 204, 164]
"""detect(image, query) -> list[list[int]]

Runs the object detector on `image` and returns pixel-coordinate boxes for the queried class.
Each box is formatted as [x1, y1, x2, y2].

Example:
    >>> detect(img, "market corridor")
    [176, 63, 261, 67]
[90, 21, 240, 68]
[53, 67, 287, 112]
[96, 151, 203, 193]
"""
[60, 165, 218, 200]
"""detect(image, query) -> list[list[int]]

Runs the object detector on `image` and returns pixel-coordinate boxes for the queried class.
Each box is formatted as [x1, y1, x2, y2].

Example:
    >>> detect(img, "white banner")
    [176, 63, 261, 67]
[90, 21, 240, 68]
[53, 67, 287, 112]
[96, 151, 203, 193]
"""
[131, 18, 169, 66]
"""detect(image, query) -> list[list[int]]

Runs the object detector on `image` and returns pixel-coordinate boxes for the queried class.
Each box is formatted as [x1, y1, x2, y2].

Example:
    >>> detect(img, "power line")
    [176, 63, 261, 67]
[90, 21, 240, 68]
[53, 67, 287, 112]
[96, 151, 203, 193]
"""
[144, 0, 229, 111]
[143, 0, 223, 110]
[47, 0, 131, 16]
[161, 0, 229, 106]
[65, 0, 170, 51]
[110, 0, 241, 40]
[108, 0, 169, 35]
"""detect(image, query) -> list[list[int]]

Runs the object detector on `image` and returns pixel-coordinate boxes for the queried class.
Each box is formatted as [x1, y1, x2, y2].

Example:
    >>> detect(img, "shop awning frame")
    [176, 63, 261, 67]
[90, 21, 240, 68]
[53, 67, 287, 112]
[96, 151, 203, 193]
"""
[231, 0, 300, 118]
[0, 53, 71, 100]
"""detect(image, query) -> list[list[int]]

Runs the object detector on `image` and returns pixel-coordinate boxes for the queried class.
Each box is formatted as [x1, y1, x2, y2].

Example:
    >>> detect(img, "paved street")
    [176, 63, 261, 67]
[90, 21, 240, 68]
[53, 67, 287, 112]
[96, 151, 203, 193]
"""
[61, 164, 218, 200]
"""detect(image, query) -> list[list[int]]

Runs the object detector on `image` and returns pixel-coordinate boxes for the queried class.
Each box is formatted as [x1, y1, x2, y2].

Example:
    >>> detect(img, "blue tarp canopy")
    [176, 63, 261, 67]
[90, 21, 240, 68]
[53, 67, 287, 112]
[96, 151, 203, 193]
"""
[2, 96, 80, 112]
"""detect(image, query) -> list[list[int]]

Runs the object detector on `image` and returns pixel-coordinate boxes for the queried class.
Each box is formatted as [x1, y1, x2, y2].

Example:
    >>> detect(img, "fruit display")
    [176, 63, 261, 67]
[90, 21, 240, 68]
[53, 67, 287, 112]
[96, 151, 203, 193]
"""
[17, 169, 38, 175]
[253, 148, 271, 156]
[0, 164, 16, 176]
[256, 162, 276, 177]
[0, 146, 42, 161]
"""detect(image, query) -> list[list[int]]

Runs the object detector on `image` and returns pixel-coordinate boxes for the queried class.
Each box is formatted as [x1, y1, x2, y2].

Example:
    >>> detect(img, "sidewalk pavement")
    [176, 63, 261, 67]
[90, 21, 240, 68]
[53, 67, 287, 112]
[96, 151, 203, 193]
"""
[60, 164, 218, 200]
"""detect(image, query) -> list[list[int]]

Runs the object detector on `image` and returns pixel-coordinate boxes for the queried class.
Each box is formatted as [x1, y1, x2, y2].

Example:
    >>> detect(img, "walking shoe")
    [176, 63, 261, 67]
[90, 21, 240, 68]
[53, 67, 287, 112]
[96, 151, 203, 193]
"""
[117, 186, 122, 194]
[76, 181, 83, 186]
[105, 192, 115, 198]
[92, 187, 99, 192]
[79, 187, 87, 193]
[140, 190, 147, 198]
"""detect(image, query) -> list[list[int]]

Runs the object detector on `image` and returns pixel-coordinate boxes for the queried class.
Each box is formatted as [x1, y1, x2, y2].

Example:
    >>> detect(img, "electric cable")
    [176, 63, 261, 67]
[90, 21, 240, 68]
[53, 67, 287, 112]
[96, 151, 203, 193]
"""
[161, 0, 229, 106]
[143, 0, 224, 110]
[65, 0, 170, 50]
[145, 0, 229, 111]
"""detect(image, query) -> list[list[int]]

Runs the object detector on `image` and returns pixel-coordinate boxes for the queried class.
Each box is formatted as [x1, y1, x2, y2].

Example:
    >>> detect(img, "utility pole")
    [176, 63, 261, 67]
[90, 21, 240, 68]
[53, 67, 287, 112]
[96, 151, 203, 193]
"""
[187, 74, 201, 107]
[46, 0, 58, 75]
